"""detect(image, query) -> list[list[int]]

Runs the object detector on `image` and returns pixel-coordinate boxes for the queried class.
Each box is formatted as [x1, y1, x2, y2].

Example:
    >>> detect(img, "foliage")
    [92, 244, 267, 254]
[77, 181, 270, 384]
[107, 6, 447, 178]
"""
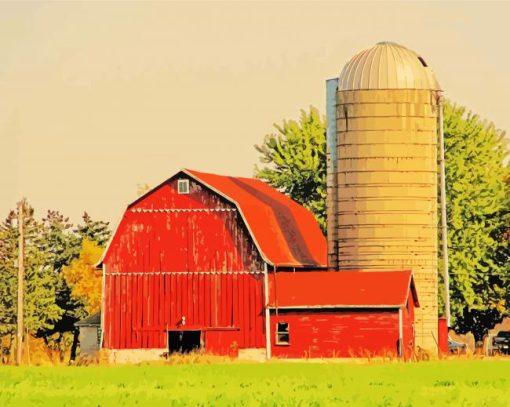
[75, 212, 112, 248]
[0, 211, 18, 340]
[1, 361, 510, 405]
[441, 101, 510, 339]
[62, 239, 104, 314]
[254, 106, 327, 233]
[38, 211, 85, 360]
[0, 203, 64, 337]
[21, 204, 63, 334]
[0, 203, 111, 362]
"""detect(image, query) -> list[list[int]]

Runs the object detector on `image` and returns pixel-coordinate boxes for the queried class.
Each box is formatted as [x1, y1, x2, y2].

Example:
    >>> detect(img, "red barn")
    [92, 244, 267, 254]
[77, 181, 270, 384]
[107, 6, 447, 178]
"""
[268, 271, 418, 359]
[99, 169, 326, 361]
[98, 169, 418, 361]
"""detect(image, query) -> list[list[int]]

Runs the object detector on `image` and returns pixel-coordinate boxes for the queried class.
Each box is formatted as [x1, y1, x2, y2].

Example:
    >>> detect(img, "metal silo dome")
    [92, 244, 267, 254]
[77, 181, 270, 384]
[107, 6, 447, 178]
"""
[338, 42, 441, 91]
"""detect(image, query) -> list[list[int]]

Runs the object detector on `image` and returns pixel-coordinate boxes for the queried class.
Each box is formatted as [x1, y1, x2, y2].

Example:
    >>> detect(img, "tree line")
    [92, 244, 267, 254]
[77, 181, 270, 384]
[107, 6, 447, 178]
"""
[0, 208, 110, 363]
[255, 101, 510, 341]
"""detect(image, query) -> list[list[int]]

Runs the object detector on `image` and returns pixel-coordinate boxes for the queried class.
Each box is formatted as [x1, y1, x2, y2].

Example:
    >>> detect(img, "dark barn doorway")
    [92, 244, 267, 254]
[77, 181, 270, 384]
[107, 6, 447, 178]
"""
[168, 330, 202, 354]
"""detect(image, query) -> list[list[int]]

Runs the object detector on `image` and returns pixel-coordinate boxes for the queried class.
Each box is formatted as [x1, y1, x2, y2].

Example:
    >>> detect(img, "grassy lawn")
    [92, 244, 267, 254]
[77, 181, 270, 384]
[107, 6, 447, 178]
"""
[1, 360, 509, 406]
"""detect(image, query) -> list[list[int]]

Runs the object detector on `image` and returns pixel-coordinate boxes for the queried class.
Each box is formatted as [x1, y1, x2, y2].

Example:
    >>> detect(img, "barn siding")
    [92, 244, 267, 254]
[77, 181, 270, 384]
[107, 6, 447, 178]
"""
[270, 310, 400, 358]
[104, 272, 265, 350]
[106, 210, 263, 273]
[402, 296, 416, 360]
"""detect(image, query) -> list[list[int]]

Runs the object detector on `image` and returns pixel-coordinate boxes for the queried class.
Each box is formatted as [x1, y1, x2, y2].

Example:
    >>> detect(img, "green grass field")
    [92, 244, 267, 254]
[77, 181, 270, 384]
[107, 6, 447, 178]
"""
[1, 360, 509, 406]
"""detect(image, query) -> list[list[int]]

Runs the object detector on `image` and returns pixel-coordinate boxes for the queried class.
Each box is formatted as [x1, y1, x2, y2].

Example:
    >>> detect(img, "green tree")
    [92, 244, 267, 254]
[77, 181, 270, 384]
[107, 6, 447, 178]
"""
[20, 204, 63, 335]
[441, 101, 510, 340]
[76, 212, 111, 247]
[39, 211, 84, 360]
[0, 211, 18, 361]
[0, 202, 63, 363]
[254, 106, 327, 233]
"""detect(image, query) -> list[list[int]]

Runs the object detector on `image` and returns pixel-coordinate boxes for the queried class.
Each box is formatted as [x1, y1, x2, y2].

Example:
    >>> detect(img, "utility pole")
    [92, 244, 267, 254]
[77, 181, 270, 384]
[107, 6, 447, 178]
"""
[16, 200, 24, 365]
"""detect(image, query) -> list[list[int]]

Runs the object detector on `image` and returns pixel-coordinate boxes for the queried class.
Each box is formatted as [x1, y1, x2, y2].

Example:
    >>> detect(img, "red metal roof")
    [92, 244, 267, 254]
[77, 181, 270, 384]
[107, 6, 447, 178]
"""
[99, 169, 327, 269]
[268, 270, 418, 308]
[183, 169, 327, 268]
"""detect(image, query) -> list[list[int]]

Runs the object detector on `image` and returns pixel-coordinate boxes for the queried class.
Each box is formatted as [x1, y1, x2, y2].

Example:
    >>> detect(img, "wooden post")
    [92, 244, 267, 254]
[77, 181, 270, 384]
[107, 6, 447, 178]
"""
[100, 263, 106, 348]
[16, 200, 24, 366]
[263, 263, 271, 360]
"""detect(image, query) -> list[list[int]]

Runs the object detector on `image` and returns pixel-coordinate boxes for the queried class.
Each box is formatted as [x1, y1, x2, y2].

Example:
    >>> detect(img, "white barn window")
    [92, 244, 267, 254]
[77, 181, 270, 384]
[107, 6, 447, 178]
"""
[177, 179, 190, 194]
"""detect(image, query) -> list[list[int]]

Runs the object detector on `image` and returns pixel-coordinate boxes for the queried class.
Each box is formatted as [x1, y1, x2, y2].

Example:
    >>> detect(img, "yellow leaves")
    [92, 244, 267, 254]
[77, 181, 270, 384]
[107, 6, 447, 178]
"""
[62, 239, 103, 314]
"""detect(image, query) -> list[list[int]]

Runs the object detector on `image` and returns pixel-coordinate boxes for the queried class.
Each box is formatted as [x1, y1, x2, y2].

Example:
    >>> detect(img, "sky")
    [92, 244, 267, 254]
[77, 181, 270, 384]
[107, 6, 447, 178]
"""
[1, 1, 510, 226]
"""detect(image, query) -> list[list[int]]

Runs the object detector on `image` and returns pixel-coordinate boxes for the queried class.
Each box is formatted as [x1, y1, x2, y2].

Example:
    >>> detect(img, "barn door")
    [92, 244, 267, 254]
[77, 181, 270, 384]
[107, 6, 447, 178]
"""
[168, 330, 202, 353]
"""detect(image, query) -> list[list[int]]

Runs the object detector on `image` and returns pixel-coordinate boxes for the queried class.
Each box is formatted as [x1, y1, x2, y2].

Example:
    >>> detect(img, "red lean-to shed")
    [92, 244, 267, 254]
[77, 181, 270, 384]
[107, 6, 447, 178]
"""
[268, 270, 419, 359]
[98, 168, 419, 361]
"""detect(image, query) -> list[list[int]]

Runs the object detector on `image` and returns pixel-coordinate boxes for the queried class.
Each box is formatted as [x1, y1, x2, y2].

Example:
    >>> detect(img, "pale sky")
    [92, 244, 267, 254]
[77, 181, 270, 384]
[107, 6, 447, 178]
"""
[2, 1, 509, 226]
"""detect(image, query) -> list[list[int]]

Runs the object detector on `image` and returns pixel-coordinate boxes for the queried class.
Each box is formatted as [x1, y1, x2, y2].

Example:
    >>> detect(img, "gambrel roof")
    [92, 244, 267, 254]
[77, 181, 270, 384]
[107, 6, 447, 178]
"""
[100, 169, 327, 268]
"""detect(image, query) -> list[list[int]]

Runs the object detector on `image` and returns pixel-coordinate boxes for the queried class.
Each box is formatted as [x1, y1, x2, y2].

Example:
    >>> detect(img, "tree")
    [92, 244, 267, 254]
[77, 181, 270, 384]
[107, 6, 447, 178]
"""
[39, 211, 111, 360]
[62, 239, 104, 314]
[441, 101, 510, 340]
[0, 202, 63, 363]
[38, 211, 85, 360]
[0, 211, 18, 361]
[20, 204, 63, 335]
[75, 212, 111, 248]
[254, 106, 327, 233]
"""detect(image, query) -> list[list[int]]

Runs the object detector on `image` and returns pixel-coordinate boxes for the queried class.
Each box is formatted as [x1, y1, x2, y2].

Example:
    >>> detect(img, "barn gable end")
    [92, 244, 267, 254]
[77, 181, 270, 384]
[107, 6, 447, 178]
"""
[103, 172, 264, 273]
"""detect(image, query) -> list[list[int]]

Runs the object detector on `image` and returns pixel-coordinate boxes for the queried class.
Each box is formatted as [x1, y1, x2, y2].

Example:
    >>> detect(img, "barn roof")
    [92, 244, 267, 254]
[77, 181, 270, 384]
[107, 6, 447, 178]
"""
[99, 169, 327, 269]
[183, 169, 327, 268]
[268, 270, 418, 309]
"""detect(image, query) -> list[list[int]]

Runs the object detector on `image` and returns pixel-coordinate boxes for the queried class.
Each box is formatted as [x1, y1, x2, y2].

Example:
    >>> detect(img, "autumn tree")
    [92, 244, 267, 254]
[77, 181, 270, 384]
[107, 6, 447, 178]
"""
[254, 106, 327, 233]
[62, 239, 104, 315]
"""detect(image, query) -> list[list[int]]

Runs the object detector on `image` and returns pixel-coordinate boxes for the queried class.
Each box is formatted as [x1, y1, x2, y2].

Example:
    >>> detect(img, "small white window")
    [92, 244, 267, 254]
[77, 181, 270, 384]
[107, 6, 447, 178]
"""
[275, 322, 289, 345]
[177, 179, 189, 194]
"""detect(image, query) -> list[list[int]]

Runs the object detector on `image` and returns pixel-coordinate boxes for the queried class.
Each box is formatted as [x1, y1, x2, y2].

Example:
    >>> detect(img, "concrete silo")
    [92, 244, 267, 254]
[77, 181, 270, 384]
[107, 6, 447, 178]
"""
[326, 42, 442, 353]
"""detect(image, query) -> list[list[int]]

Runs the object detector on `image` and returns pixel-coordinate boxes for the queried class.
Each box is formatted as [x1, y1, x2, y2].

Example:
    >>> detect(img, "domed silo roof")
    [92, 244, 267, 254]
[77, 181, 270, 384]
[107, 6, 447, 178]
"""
[338, 42, 441, 91]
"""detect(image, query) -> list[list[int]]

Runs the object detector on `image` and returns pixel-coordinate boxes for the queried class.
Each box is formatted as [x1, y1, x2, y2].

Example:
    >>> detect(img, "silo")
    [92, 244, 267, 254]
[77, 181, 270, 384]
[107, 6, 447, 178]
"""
[327, 42, 442, 353]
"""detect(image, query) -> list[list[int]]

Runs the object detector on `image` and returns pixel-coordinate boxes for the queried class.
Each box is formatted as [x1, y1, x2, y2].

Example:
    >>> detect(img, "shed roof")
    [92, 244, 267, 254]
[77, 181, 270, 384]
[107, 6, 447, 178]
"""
[338, 42, 441, 91]
[268, 270, 418, 309]
[75, 312, 101, 327]
[183, 169, 327, 268]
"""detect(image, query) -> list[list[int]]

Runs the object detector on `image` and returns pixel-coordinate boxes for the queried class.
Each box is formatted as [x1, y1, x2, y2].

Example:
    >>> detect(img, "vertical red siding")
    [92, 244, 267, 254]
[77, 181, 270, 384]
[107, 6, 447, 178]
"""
[438, 317, 448, 355]
[270, 311, 400, 358]
[104, 272, 265, 351]
[402, 297, 416, 360]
